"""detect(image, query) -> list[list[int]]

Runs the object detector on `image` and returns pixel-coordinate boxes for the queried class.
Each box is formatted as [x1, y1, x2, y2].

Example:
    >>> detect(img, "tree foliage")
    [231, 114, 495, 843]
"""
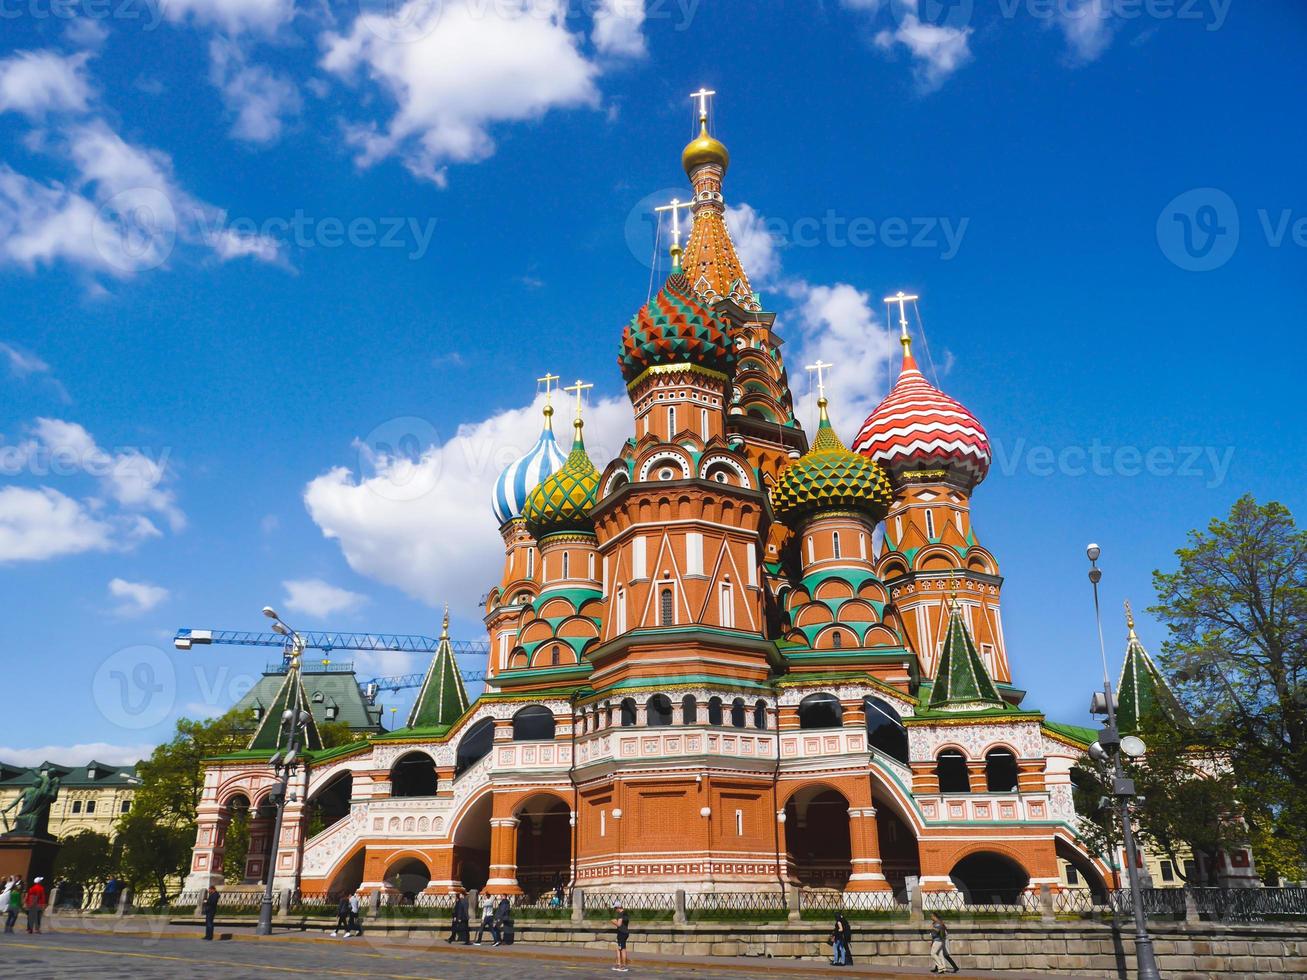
[1151, 494, 1307, 878]
[54, 830, 115, 887]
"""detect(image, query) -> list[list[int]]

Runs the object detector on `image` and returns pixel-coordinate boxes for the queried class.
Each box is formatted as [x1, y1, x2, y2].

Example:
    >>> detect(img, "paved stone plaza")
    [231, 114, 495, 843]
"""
[0, 926, 1019, 979]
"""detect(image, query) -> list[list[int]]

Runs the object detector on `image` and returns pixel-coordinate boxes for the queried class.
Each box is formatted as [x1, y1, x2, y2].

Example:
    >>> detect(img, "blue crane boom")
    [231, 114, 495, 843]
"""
[173, 627, 490, 689]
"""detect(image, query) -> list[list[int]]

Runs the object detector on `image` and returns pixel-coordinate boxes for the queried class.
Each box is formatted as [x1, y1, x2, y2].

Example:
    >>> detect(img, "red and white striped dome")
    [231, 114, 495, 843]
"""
[851, 340, 990, 487]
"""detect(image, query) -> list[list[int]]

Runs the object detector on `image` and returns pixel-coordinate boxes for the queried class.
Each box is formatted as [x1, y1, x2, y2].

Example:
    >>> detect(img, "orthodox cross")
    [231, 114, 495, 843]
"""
[805, 359, 833, 401]
[654, 197, 693, 251]
[690, 87, 716, 124]
[537, 371, 560, 408]
[564, 379, 593, 421]
[883, 290, 920, 339]
[1124, 599, 1136, 632]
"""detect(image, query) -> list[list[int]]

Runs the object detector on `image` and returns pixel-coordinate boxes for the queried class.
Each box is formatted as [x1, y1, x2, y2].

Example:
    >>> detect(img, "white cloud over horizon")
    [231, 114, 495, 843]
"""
[0, 742, 155, 767]
[874, 13, 973, 92]
[0, 50, 93, 118]
[108, 576, 170, 616]
[283, 577, 369, 618]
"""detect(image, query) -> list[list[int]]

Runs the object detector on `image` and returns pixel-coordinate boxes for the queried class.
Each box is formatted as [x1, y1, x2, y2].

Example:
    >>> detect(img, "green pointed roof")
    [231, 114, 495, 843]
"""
[246, 663, 323, 752]
[928, 599, 1004, 712]
[407, 610, 471, 729]
[1116, 604, 1184, 734]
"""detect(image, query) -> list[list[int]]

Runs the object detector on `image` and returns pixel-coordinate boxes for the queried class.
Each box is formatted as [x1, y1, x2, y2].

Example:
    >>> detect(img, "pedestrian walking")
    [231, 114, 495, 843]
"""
[332, 894, 350, 937]
[447, 894, 470, 944]
[347, 891, 362, 936]
[202, 885, 219, 941]
[929, 912, 960, 973]
[609, 901, 630, 973]
[838, 912, 854, 965]
[24, 877, 46, 934]
[0, 878, 15, 934]
[473, 892, 496, 945]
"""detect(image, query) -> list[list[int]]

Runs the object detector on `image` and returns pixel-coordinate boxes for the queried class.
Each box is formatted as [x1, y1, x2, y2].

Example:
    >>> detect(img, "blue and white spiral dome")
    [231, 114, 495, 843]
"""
[492, 405, 569, 525]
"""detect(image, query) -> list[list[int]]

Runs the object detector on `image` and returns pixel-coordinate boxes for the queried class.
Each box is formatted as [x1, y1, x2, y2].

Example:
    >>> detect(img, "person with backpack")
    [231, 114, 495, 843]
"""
[331, 894, 350, 937]
[929, 912, 960, 973]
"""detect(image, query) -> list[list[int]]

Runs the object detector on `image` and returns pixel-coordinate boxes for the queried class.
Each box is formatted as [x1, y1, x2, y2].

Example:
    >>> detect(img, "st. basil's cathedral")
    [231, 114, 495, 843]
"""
[184, 99, 1235, 906]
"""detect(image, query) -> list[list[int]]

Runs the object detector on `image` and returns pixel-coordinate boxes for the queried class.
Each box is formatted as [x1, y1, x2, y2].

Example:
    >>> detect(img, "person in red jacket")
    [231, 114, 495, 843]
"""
[25, 877, 47, 934]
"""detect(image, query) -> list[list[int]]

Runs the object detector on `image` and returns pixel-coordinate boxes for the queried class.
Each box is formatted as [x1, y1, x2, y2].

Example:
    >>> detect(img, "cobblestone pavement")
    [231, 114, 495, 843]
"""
[0, 926, 1016, 979]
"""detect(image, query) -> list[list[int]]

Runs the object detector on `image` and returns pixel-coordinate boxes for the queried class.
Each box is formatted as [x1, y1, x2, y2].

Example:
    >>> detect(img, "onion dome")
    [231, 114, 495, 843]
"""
[618, 257, 736, 386]
[682, 119, 729, 176]
[851, 329, 990, 488]
[770, 397, 894, 523]
[522, 420, 601, 537]
[492, 403, 568, 525]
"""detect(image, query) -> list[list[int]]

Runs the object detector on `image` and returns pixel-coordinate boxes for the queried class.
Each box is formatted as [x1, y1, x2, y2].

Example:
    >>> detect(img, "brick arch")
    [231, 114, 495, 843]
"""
[944, 842, 1039, 887]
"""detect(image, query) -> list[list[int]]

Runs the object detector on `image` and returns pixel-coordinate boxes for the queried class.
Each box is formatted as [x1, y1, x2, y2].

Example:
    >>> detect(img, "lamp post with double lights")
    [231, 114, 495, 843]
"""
[255, 605, 311, 937]
[1084, 545, 1160, 980]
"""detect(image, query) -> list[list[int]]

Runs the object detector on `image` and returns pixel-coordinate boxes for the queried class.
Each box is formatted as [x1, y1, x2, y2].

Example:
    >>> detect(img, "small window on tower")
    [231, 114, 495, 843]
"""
[562, 552, 570, 579]
[660, 587, 674, 626]
[833, 631, 843, 649]
[1066, 864, 1080, 885]
[668, 406, 676, 433]
[551, 645, 561, 666]
[832, 531, 841, 558]
[925, 509, 936, 539]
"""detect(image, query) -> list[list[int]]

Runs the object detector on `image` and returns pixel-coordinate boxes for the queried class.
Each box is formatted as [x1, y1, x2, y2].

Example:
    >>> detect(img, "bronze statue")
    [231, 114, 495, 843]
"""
[1, 769, 61, 838]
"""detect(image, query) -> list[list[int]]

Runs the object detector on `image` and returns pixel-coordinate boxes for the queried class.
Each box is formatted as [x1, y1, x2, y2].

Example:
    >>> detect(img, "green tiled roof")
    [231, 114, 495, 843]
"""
[408, 618, 471, 729]
[0, 761, 138, 788]
[247, 667, 323, 752]
[927, 603, 1004, 712]
[1117, 620, 1184, 734]
[1043, 721, 1097, 746]
[233, 668, 384, 734]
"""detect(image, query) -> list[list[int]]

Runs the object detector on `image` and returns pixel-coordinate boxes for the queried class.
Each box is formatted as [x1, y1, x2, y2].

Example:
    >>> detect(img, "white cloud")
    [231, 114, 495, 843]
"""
[0, 50, 93, 118]
[159, 0, 296, 35]
[64, 17, 110, 49]
[209, 39, 301, 144]
[304, 392, 632, 616]
[0, 486, 114, 562]
[0, 742, 154, 767]
[282, 577, 368, 619]
[1054, 0, 1116, 63]
[320, 0, 600, 185]
[592, 0, 647, 57]
[108, 577, 170, 616]
[874, 14, 973, 92]
[0, 341, 51, 378]
[725, 203, 782, 287]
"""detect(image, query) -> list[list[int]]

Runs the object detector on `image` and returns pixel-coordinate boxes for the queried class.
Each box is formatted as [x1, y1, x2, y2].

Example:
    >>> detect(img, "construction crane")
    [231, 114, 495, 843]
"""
[173, 628, 490, 694]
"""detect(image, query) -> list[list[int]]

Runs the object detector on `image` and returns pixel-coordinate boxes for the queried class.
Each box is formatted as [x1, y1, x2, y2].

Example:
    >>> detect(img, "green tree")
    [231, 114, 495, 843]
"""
[221, 804, 251, 883]
[116, 810, 194, 903]
[54, 830, 115, 889]
[318, 719, 361, 748]
[1151, 494, 1307, 878]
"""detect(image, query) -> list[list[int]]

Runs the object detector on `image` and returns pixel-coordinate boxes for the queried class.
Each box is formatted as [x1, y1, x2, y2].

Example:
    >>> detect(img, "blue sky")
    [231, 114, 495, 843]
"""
[1, 0, 1303, 762]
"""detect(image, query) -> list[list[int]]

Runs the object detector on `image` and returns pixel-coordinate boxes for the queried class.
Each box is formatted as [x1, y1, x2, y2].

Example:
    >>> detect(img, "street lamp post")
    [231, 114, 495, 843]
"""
[1085, 545, 1160, 980]
[256, 606, 309, 937]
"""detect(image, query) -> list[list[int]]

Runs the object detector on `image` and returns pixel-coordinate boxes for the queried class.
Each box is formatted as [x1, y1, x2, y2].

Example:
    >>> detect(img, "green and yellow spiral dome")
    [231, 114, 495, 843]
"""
[522, 420, 601, 537]
[770, 401, 894, 523]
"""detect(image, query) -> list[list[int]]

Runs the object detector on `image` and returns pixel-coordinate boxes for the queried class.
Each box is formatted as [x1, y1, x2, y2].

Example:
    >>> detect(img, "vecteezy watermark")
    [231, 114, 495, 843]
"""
[357, 416, 444, 502]
[194, 211, 439, 261]
[355, 0, 701, 45]
[92, 645, 176, 730]
[991, 437, 1235, 488]
[0, 0, 165, 29]
[1157, 189, 1307, 272]
[994, 0, 1231, 31]
[0, 438, 172, 484]
[624, 187, 969, 270]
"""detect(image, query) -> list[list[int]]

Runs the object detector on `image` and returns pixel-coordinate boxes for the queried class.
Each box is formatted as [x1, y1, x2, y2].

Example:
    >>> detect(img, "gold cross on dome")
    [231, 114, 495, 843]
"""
[537, 372, 560, 408]
[654, 197, 693, 250]
[805, 360, 833, 401]
[690, 87, 716, 123]
[883, 290, 920, 339]
[564, 379, 593, 420]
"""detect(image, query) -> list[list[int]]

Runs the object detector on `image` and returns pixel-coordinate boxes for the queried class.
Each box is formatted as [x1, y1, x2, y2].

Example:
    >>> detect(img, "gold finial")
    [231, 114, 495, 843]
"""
[683, 87, 729, 176]
[884, 291, 919, 356]
[537, 372, 560, 423]
[654, 197, 693, 270]
[1124, 600, 1137, 638]
[690, 87, 716, 125]
[563, 379, 594, 432]
[806, 360, 833, 421]
[441, 603, 450, 640]
[947, 570, 963, 609]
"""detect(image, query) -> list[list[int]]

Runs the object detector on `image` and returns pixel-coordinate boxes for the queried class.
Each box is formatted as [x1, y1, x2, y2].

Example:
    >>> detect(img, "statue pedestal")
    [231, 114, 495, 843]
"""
[0, 835, 61, 885]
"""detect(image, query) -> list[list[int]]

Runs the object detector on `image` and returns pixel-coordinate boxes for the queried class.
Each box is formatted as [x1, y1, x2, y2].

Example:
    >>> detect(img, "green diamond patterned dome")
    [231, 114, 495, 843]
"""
[618, 267, 735, 386]
[771, 402, 894, 523]
[522, 421, 601, 537]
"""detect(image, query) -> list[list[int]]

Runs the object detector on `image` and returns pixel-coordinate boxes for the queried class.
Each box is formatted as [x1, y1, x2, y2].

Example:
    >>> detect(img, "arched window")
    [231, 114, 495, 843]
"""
[660, 587, 674, 626]
[924, 509, 936, 539]
[985, 748, 1020, 793]
[561, 551, 570, 579]
[798, 692, 844, 729]
[753, 699, 768, 730]
[527, 548, 535, 577]
[455, 718, 495, 777]
[720, 581, 734, 628]
[647, 695, 673, 727]
[708, 696, 724, 726]
[936, 749, 970, 793]
[832, 531, 841, 559]
[681, 694, 697, 725]
[616, 588, 627, 633]
[512, 705, 556, 741]
[668, 406, 676, 433]
[832, 630, 843, 649]
[550, 644, 561, 666]
[730, 697, 746, 728]
[390, 752, 437, 797]
[620, 698, 638, 727]
[864, 696, 909, 765]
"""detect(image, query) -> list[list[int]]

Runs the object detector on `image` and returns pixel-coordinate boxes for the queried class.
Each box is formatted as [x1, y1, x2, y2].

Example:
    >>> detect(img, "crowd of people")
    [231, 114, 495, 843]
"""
[0, 876, 47, 935]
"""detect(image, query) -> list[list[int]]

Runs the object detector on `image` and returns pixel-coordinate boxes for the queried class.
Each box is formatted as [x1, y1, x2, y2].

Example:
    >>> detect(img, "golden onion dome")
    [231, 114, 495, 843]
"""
[682, 120, 730, 176]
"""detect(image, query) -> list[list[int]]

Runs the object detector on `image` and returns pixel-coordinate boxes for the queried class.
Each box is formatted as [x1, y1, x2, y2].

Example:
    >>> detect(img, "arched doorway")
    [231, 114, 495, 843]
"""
[514, 794, 572, 900]
[452, 794, 492, 892]
[864, 697, 908, 765]
[328, 848, 365, 899]
[385, 857, 431, 903]
[456, 718, 495, 777]
[784, 786, 851, 890]
[219, 793, 251, 883]
[308, 771, 353, 838]
[512, 705, 556, 741]
[950, 851, 1030, 904]
[874, 801, 921, 899]
[391, 752, 438, 797]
